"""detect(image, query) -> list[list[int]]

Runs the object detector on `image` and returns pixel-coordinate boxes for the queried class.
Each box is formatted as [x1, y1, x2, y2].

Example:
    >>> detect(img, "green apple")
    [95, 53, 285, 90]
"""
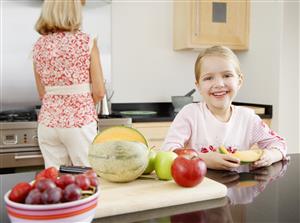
[155, 151, 178, 180]
[143, 149, 157, 174]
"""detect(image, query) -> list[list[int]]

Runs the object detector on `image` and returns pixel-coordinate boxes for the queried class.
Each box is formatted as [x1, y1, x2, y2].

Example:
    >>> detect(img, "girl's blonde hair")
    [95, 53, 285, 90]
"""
[35, 0, 84, 35]
[194, 46, 242, 82]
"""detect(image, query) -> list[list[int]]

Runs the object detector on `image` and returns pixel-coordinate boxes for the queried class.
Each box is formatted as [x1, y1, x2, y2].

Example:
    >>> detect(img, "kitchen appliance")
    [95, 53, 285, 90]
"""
[0, 109, 132, 172]
[98, 94, 110, 116]
[0, 109, 43, 170]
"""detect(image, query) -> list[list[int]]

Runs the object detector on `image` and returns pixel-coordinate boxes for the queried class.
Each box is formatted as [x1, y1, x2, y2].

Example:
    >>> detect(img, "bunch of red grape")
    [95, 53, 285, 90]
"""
[8, 167, 98, 205]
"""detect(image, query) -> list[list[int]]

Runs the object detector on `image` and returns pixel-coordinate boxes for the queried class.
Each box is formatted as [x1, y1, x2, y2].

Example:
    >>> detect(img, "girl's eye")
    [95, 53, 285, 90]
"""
[203, 76, 213, 81]
[224, 73, 234, 78]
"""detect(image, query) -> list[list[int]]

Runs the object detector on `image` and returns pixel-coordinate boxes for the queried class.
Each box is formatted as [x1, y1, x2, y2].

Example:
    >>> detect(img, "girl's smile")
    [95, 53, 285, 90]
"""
[196, 56, 242, 121]
[210, 90, 229, 98]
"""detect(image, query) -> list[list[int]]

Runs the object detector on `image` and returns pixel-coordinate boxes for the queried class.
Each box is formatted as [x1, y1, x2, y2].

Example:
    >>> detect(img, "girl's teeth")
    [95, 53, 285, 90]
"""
[213, 92, 226, 96]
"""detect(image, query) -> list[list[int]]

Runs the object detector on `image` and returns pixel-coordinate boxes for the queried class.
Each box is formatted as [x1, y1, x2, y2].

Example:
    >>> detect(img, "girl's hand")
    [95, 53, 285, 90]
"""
[252, 149, 276, 168]
[200, 152, 240, 170]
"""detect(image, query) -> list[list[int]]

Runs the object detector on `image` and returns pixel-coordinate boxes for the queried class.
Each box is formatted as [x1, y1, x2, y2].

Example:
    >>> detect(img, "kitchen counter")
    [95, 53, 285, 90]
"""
[111, 101, 272, 122]
[1, 154, 299, 223]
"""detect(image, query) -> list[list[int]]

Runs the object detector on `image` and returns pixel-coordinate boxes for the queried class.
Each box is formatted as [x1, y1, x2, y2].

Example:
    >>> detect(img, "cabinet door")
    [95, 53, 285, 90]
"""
[132, 122, 171, 149]
[174, 0, 250, 50]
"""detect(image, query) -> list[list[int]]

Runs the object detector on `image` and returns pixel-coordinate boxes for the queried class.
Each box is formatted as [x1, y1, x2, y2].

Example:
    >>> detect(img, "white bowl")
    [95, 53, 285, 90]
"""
[4, 187, 100, 223]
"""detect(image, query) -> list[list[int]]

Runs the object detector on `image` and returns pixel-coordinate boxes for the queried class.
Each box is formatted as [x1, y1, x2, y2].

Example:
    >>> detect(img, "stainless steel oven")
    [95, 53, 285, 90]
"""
[0, 110, 44, 170]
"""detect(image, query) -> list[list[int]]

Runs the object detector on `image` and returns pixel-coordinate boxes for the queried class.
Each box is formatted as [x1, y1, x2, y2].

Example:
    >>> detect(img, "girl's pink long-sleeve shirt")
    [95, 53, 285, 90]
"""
[161, 102, 287, 157]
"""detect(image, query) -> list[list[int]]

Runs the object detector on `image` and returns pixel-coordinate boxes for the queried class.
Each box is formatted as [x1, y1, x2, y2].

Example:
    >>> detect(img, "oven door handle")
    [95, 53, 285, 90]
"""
[14, 154, 43, 160]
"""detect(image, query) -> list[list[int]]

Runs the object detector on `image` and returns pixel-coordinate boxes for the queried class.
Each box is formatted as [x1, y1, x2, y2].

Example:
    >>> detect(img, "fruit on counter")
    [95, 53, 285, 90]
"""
[25, 189, 42, 204]
[143, 147, 157, 174]
[35, 166, 58, 181]
[9, 182, 32, 203]
[171, 155, 207, 187]
[155, 151, 178, 180]
[75, 174, 91, 190]
[35, 178, 56, 192]
[41, 187, 63, 204]
[63, 184, 82, 202]
[85, 169, 99, 187]
[89, 141, 149, 182]
[55, 174, 75, 189]
[219, 146, 263, 163]
[92, 126, 148, 147]
[8, 167, 98, 204]
[173, 148, 199, 157]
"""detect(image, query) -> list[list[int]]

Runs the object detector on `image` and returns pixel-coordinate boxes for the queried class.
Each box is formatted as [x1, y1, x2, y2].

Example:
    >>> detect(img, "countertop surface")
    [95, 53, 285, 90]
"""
[111, 101, 273, 122]
[1, 154, 299, 223]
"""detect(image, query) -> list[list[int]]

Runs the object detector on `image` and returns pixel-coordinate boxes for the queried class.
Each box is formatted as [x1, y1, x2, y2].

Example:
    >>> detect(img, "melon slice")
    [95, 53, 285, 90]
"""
[232, 149, 263, 163]
[218, 146, 263, 163]
[92, 126, 148, 147]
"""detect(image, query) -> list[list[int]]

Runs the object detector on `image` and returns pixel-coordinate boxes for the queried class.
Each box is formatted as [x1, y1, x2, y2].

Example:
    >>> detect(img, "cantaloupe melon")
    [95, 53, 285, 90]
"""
[89, 141, 149, 182]
[92, 126, 148, 147]
[218, 146, 263, 163]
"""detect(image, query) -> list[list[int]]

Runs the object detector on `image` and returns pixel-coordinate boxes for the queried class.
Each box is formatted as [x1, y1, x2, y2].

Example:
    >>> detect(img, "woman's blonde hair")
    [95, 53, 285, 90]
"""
[194, 46, 242, 83]
[35, 0, 84, 35]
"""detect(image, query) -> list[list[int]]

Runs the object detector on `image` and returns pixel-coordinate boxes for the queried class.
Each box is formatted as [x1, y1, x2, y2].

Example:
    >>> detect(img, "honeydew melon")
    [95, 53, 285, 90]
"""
[88, 141, 149, 182]
[218, 146, 263, 163]
[92, 126, 148, 147]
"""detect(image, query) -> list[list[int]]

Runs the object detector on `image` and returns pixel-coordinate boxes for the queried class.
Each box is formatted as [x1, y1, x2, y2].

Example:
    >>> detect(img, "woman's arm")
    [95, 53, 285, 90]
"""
[90, 39, 105, 104]
[33, 63, 45, 100]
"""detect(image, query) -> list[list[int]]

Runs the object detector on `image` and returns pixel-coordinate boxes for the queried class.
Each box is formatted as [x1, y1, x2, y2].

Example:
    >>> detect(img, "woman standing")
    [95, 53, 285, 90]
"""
[33, 0, 105, 168]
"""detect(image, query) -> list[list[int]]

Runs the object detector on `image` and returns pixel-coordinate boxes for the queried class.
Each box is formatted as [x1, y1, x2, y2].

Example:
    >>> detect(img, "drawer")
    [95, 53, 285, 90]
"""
[0, 151, 44, 168]
[132, 122, 171, 141]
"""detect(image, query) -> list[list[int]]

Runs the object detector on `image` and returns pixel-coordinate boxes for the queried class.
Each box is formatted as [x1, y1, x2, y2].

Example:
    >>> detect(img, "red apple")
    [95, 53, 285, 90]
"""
[173, 148, 199, 157]
[171, 155, 207, 187]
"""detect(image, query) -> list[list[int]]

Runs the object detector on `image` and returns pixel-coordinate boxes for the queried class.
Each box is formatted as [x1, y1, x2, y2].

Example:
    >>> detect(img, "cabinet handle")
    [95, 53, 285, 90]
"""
[195, 0, 200, 36]
[15, 154, 43, 160]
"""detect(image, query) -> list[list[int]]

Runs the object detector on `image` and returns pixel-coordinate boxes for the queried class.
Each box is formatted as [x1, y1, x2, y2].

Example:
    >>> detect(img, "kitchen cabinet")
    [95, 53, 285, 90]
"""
[173, 0, 250, 50]
[132, 122, 172, 149]
[262, 119, 271, 127]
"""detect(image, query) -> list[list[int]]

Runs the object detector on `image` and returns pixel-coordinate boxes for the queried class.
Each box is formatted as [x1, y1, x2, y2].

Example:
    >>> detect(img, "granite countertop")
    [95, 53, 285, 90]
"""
[109, 101, 272, 122]
[1, 154, 298, 223]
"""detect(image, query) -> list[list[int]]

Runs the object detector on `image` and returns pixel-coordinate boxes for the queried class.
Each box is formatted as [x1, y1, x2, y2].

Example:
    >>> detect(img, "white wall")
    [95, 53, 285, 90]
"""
[278, 1, 299, 154]
[111, 2, 299, 153]
[112, 1, 199, 103]
[1, 1, 111, 110]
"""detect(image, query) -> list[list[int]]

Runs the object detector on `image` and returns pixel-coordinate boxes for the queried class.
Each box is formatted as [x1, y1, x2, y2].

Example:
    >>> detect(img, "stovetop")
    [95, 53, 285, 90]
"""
[0, 109, 37, 122]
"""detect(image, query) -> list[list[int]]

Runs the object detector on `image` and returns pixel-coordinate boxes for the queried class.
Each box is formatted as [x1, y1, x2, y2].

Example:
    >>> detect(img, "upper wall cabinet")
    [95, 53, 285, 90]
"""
[173, 0, 250, 50]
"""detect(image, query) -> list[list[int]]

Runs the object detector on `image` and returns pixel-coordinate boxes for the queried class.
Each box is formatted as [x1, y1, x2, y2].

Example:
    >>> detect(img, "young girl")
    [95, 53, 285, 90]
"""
[162, 46, 287, 170]
[33, 0, 105, 168]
